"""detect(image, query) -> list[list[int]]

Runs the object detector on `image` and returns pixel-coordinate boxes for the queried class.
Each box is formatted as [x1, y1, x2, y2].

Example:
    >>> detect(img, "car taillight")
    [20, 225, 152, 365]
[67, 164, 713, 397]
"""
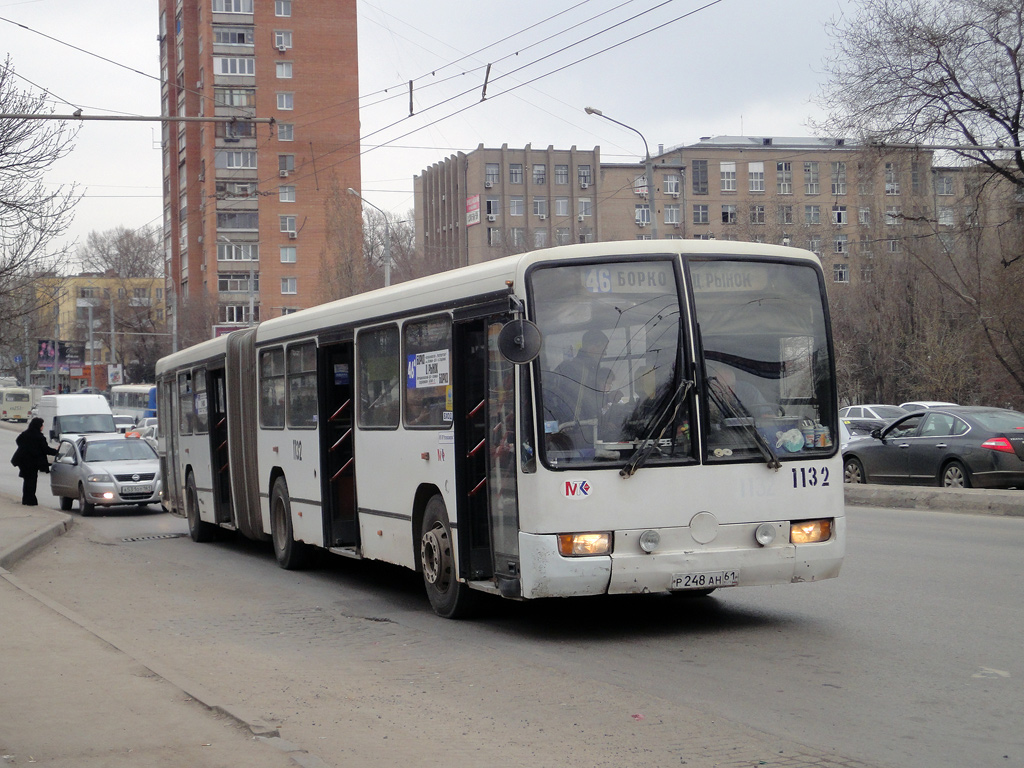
[981, 437, 1015, 454]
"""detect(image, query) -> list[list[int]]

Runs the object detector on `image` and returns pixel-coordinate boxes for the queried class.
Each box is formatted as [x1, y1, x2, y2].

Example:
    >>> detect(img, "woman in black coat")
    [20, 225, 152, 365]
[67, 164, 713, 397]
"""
[12, 417, 58, 506]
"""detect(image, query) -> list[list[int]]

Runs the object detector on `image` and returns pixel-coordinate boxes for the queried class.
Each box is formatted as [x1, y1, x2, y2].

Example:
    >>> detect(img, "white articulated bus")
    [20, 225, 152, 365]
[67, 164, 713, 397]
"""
[156, 241, 844, 617]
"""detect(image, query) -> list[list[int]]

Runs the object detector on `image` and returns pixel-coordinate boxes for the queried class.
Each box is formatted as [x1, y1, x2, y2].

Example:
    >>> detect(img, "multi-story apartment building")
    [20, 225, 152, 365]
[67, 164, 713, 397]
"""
[159, 0, 360, 342]
[414, 136, 939, 287]
[414, 144, 601, 267]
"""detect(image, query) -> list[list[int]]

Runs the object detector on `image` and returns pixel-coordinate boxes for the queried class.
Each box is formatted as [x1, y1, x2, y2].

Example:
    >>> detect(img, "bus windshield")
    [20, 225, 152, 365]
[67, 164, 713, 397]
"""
[691, 258, 835, 462]
[532, 259, 691, 468]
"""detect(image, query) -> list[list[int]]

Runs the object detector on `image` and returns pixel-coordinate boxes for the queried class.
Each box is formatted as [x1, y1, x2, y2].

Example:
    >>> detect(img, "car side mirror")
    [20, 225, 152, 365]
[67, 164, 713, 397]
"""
[57, 455, 76, 465]
[870, 428, 882, 440]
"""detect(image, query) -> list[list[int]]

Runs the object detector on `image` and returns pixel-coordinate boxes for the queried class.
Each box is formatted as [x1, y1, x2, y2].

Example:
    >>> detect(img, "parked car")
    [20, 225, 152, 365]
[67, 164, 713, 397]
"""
[839, 404, 908, 432]
[49, 434, 163, 515]
[842, 406, 1024, 488]
[899, 400, 959, 411]
[112, 415, 137, 434]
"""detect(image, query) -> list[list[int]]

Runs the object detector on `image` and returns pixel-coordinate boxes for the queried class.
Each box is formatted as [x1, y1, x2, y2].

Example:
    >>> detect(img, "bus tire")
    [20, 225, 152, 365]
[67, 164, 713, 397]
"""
[271, 477, 311, 570]
[186, 474, 216, 542]
[59, 496, 73, 511]
[78, 485, 94, 517]
[419, 495, 475, 619]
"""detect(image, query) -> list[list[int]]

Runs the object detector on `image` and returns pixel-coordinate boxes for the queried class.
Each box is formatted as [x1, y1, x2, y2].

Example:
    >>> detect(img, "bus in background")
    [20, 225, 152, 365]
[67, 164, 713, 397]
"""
[156, 241, 845, 618]
[110, 384, 157, 422]
[1, 387, 33, 422]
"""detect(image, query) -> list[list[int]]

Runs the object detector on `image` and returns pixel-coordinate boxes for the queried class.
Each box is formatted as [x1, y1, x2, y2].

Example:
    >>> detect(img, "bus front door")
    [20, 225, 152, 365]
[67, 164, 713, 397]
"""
[454, 317, 521, 596]
[319, 342, 358, 549]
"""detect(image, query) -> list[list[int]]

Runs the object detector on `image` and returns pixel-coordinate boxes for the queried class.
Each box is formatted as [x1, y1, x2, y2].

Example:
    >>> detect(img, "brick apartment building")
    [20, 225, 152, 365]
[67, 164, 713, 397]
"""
[414, 136, 949, 287]
[159, 0, 360, 341]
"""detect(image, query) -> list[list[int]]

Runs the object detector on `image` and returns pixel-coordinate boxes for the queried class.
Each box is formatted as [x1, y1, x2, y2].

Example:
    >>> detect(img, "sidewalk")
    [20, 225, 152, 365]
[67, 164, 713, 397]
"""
[0, 492, 316, 768]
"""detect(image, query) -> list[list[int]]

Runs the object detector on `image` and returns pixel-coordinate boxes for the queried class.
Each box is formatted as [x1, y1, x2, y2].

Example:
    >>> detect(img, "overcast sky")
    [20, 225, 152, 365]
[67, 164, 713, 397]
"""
[2, 0, 851, 254]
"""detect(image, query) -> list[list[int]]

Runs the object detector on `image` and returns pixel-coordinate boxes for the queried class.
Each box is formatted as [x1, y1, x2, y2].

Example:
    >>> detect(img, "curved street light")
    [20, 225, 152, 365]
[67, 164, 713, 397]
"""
[348, 188, 392, 287]
[585, 107, 658, 239]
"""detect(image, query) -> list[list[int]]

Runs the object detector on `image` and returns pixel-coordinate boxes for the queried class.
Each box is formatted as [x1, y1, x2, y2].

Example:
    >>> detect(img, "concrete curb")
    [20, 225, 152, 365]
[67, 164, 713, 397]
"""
[0, 513, 73, 570]
[845, 484, 1023, 516]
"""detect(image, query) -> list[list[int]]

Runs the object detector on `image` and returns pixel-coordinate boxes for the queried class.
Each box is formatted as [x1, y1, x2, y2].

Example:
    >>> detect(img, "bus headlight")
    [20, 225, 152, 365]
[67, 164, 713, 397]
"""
[790, 519, 833, 544]
[557, 532, 611, 557]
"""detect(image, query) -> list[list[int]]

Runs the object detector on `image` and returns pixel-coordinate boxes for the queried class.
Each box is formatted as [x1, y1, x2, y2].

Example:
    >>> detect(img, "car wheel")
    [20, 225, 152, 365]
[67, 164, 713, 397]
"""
[78, 485, 95, 517]
[186, 473, 216, 542]
[419, 495, 476, 619]
[941, 460, 971, 488]
[59, 496, 73, 511]
[270, 477, 311, 570]
[843, 456, 866, 484]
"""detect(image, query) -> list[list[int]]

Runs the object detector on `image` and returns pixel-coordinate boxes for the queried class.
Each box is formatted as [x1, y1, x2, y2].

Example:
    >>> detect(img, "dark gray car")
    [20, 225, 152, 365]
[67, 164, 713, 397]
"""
[842, 406, 1024, 488]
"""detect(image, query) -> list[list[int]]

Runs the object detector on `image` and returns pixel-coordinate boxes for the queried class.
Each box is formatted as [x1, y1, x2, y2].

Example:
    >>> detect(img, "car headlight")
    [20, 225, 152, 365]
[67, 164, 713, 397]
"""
[86, 473, 113, 483]
[790, 519, 833, 544]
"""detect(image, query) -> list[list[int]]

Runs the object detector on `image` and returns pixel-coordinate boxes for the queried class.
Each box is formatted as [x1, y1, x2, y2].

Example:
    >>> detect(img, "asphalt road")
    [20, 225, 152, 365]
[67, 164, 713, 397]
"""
[3, 422, 1022, 768]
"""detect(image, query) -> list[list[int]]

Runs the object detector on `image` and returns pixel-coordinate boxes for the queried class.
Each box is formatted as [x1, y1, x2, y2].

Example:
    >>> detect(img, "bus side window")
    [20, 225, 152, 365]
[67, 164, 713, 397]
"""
[194, 368, 209, 434]
[357, 326, 400, 428]
[287, 342, 317, 428]
[260, 349, 286, 429]
[403, 316, 451, 429]
[177, 373, 193, 435]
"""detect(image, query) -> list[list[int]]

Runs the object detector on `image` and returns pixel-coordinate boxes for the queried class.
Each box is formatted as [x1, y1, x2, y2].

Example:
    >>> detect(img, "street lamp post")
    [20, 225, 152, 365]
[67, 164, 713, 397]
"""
[585, 107, 659, 239]
[348, 187, 391, 287]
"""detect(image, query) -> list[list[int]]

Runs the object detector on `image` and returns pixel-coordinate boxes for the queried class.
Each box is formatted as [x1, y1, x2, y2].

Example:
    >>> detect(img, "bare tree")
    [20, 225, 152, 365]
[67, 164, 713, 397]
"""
[0, 58, 81, 355]
[79, 225, 163, 278]
[317, 177, 368, 303]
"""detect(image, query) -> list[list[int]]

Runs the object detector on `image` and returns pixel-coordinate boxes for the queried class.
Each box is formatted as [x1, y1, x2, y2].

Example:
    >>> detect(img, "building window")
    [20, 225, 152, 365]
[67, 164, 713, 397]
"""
[274, 30, 293, 49]
[635, 204, 651, 225]
[778, 205, 793, 225]
[859, 235, 873, 256]
[277, 92, 294, 110]
[276, 61, 293, 78]
[578, 198, 592, 217]
[532, 164, 546, 185]
[721, 204, 737, 224]
[861, 263, 874, 283]
[218, 272, 258, 293]
[664, 173, 680, 195]
[858, 206, 871, 226]
[509, 164, 523, 184]
[808, 236, 822, 255]
[748, 162, 764, 192]
[214, 26, 254, 45]
[214, 57, 254, 75]
[911, 161, 922, 194]
[750, 205, 765, 224]
[509, 228, 526, 247]
[831, 162, 847, 195]
[888, 238, 901, 253]
[217, 211, 259, 229]
[554, 197, 569, 217]
[275, 0, 291, 16]
[885, 206, 902, 226]
[279, 154, 295, 172]
[692, 160, 708, 195]
[533, 197, 548, 217]
[938, 207, 955, 227]
[214, 0, 254, 12]
[280, 246, 296, 263]
[578, 165, 592, 187]
[280, 215, 297, 233]
[281, 277, 297, 294]
[885, 162, 900, 195]
[804, 162, 820, 195]
[222, 304, 258, 324]
[485, 197, 500, 215]
[720, 161, 737, 192]
[216, 150, 257, 169]
[834, 234, 848, 253]
[488, 228, 502, 247]
[804, 205, 820, 225]
[693, 204, 709, 224]
[278, 123, 294, 141]
[509, 196, 524, 216]
[554, 164, 569, 185]
[533, 229, 547, 248]
[936, 175, 954, 196]
[217, 242, 259, 261]
[217, 121, 254, 140]
[485, 163, 500, 186]
[555, 227, 571, 245]
[832, 205, 847, 226]
[664, 204, 680, 225]
[833, 263, 849, 283]
[279, 185, 295, 202]
[633, 174, 648, 196]
[777, 162, 792, 194]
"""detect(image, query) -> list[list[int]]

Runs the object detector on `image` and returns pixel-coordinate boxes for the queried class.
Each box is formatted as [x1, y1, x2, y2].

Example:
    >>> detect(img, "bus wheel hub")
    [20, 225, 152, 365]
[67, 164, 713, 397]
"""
[421, 525, 450, 588]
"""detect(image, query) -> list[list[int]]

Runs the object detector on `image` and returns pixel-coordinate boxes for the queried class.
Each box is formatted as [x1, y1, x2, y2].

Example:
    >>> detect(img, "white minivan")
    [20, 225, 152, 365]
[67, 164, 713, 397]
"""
[36, 394, 117, 444]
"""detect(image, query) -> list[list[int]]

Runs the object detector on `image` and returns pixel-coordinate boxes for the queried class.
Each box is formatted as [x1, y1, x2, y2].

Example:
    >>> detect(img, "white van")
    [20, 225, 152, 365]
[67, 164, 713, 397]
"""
[36, 394, 117, 444]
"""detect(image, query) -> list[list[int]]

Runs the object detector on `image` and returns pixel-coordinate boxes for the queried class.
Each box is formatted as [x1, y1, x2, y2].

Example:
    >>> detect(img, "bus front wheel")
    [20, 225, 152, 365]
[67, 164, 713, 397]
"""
[271, 477, 311, 570]
[186, 474, 216, 542]
[419, 495, 475, 619]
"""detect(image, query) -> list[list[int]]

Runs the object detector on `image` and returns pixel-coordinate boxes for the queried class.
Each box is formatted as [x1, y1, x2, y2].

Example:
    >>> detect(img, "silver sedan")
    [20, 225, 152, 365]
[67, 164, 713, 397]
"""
[50, 434, 163, 515]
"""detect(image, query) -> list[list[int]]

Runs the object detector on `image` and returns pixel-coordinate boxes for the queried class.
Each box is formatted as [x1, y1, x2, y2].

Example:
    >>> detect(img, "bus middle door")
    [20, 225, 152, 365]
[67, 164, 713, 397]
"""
[319, 341, 358, 550]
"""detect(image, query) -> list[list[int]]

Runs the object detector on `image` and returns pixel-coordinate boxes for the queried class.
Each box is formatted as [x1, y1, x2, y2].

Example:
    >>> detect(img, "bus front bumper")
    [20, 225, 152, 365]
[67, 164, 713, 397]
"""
[517, 517, 845, 600]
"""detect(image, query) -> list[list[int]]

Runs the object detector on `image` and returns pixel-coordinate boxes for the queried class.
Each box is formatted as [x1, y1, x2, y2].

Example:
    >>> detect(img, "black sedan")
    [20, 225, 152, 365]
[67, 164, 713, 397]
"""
[842, 406, 1024, 488]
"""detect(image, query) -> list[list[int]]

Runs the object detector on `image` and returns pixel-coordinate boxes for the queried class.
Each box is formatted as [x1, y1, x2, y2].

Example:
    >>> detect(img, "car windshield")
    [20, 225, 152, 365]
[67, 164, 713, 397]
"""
[60, 414, 117, 434]
[82, 439, 156, 462]
[533, 259, 688, 468]
[970, 410, 1024, 432]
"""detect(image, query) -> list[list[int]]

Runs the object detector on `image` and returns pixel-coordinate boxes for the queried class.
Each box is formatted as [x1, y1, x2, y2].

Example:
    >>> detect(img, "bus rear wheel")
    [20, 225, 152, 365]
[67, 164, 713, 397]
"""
[186, 474, 216, 542]
[419, 495, 475, 619]
[271, 477, 311, 570]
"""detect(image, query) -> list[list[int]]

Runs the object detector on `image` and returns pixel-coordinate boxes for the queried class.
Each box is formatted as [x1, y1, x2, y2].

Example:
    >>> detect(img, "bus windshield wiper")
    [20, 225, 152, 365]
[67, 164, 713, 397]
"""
[620, 379, 693, 478]
[707, 378, 781, 471]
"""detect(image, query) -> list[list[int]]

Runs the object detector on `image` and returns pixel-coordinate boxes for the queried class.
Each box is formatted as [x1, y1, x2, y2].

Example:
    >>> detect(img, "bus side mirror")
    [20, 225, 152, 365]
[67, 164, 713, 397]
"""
[497, 319, 542, 364]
